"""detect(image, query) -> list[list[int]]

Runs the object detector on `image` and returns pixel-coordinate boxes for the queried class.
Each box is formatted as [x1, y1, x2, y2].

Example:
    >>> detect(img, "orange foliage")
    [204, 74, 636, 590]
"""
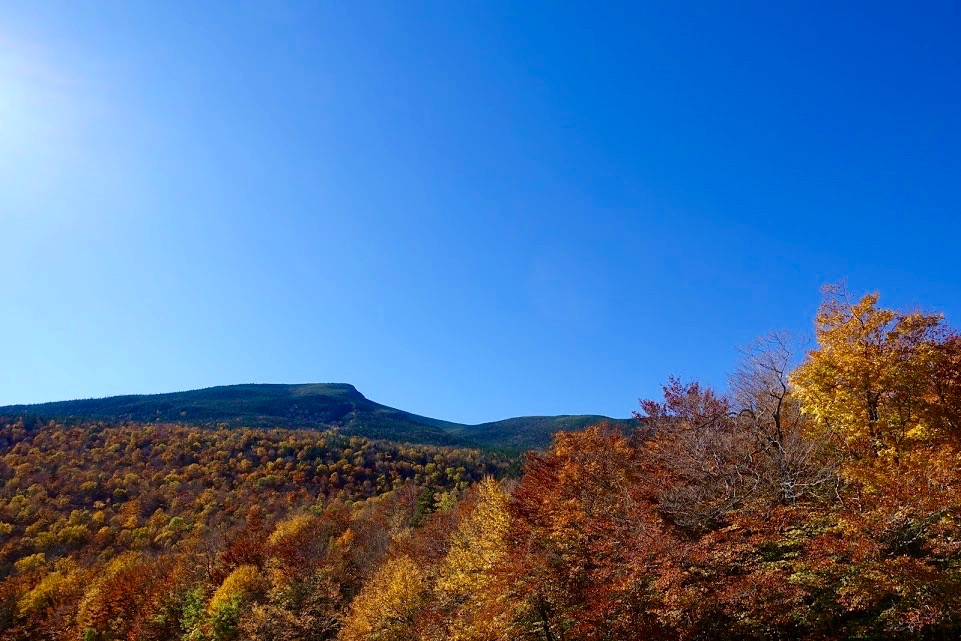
[3, 286, 961, 640]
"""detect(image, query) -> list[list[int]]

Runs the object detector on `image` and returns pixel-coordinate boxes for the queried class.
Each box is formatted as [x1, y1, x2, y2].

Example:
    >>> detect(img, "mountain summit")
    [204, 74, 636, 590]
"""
[0, 383, 630, 451]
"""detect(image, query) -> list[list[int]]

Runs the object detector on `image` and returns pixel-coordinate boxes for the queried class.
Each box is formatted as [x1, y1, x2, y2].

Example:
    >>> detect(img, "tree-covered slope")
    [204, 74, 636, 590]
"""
[0, 383, 626, 450]
[455, 415, 633, 451]
[0, 417, 507, 639]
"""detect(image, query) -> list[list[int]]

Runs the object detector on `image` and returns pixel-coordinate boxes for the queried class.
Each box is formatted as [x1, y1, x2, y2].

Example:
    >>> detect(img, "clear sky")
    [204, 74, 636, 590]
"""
[2, 2, 959, 423]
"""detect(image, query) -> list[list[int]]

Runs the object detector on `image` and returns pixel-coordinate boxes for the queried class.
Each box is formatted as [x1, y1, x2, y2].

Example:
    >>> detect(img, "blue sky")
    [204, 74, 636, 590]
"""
[2, 2, 959, 423]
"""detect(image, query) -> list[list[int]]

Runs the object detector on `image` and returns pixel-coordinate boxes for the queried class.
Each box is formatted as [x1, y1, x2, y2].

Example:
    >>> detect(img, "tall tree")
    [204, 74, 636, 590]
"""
[434, 477, 515, 641]
[791, 285, 949, 482]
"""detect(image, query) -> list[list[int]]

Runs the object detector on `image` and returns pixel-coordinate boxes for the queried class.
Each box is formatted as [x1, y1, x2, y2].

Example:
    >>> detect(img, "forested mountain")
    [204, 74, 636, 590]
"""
[4, 286, 961, 640]
[0, 384, 627, 451]
[0, 418, 509, 639]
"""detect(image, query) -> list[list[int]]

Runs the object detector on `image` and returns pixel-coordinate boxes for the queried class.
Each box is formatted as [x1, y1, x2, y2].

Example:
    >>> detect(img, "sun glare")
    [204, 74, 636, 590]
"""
[0, 37, 92, 154]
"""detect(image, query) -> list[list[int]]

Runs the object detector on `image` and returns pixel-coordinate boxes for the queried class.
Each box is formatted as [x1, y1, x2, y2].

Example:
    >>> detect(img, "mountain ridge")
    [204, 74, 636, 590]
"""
[0, 383, 632, 451]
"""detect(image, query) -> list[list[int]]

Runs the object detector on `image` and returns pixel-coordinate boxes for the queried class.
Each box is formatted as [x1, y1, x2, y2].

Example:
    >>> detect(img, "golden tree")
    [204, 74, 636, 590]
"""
[339, 555, 426, 641]
[791, 285, 947, 481]
[434, 477, 516, 641]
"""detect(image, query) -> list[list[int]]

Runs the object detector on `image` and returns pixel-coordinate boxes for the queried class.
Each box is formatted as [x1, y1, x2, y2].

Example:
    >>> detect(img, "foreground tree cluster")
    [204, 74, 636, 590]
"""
[3, 286, 961, 640]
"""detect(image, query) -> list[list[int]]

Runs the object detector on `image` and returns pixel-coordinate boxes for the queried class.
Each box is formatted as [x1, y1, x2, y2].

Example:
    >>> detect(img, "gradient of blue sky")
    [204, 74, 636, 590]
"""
[2, 2, 959, 422]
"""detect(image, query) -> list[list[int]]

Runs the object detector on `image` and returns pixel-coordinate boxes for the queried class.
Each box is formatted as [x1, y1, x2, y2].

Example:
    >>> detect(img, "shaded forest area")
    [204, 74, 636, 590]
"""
[4, 285, 961, 640]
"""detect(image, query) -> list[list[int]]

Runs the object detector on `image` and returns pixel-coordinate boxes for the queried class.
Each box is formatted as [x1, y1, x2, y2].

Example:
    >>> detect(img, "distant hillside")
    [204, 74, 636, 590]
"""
[452, 415, 624, 450]
[0, 383, 632, 450]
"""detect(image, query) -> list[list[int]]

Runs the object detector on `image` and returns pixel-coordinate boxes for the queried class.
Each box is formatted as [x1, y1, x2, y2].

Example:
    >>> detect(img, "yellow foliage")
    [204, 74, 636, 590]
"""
[791, 286, 947, 486]
[18, 564, 80, 615]
[435, 477, 516, 641]
[209, 564, 265, 612]
[436, 477, 510, 598]
[340, 555, 426, 641]
[335, 527, 355, 550]
[14, 552, 46, 574]
[267, 513, 315, 547]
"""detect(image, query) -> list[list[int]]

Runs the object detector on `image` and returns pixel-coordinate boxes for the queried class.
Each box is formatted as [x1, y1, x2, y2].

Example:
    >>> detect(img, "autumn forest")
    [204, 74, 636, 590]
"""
[4, 285, 961, 640]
